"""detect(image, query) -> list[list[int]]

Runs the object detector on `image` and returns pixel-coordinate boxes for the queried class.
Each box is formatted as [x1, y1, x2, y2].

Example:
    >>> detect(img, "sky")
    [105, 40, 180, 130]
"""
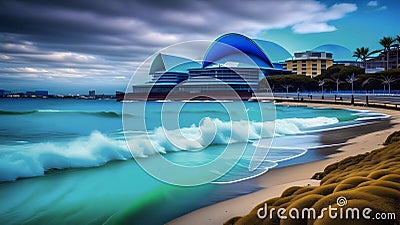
[0, 0, 399, 94]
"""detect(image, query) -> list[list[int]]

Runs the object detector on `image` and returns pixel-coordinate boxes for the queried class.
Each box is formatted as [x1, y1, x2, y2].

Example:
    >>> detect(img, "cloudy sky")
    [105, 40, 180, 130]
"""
[0, 0, 398, 94]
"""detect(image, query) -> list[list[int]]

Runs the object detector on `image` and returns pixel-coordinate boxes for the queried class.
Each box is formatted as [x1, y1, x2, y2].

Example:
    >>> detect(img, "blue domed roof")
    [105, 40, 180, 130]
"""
[203, 33, 274, 69]
[312, 44, 353, 61]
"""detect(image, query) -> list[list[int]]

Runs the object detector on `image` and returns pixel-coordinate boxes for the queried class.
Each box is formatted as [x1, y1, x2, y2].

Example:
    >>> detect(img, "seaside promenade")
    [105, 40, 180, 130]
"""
[251, 92, 400, 110]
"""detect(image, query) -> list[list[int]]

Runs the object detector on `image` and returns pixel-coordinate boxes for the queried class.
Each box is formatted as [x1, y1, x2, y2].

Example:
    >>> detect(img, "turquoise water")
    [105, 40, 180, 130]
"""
[0, 99, 386, 224]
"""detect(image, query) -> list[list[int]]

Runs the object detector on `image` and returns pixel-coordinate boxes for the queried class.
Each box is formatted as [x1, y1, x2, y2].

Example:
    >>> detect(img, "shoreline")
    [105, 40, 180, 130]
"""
[167, 102, 400, 225]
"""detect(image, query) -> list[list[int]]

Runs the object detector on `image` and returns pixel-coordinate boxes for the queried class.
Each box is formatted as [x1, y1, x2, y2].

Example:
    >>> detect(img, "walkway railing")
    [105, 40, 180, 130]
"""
[250, 92, 400, 111]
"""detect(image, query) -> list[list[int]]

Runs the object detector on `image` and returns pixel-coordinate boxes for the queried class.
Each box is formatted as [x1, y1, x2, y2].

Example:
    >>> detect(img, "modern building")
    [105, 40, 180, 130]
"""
[315, 44, 399, 73]
[284, 51, 334, 77]
[121, 33, 292, 101]
[365, 48, 399, 73]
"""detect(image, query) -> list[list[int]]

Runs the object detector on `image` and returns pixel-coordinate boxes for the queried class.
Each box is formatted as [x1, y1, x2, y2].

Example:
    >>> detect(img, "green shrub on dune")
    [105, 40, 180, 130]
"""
[379, 174, 400, 183]
[333, 183, 356, 192]
[291, 186, 315, 196]
[271, 195, 297, 208]
[384, 131, 400, 145]
[310, 183, 336, 195]
[367, 169, 393, 179]
[357, 180, 400, 191]
[280, 186, 302, 198]
[226, 131, 400, 225]
[333, 176, 372, 192]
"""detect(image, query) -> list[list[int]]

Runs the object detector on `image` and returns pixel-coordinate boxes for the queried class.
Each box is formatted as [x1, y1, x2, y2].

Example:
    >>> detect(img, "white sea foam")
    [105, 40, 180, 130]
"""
[0, 131, 131, 181]
[0, 116, 340, 182]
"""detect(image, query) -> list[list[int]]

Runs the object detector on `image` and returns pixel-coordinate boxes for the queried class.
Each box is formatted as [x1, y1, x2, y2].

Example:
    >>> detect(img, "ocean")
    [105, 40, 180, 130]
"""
[0, 98, 388, 224]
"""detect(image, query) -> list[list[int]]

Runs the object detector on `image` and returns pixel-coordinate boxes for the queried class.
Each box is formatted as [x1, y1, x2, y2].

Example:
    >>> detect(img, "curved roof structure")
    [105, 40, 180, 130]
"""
[253, 39, 291, 62]
[312, 44, 353, 61]
[149, 53, 201, 74]
[202, 33, 274, 69]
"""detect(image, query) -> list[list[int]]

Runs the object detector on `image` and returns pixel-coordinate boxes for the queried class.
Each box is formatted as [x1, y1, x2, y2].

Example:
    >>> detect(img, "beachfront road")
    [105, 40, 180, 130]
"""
[271, 93, 400, 105]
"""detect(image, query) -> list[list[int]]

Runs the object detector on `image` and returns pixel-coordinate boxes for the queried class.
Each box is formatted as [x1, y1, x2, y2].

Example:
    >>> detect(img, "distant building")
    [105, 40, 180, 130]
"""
[89, 90, 96, 97]
[285, 51, 334, 77]
[365, 48, 399, 73]
[35, 90, 48, 97]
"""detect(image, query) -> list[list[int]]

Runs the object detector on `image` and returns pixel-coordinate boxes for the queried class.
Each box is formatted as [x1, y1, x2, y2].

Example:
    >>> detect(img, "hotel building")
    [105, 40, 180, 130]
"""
[285, 51, 334, 77]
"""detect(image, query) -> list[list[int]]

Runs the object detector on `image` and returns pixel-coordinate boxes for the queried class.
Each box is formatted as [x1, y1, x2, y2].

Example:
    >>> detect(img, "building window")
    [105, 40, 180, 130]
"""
[311, 52, 321, 57]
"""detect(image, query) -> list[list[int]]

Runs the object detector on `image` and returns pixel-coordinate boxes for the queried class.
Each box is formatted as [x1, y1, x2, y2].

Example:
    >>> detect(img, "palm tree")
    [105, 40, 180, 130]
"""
[318, 79, 327, 98]
[379, 36, 395, 70]
[381, 75, 396, 93]
[346, 73, 355, 94]
[332, 77, 344, 92]
[281, 84, 293, 95]
[361, 77, 373, 90]
[353, 47, 379, 69]
[346, 73, 356, 105]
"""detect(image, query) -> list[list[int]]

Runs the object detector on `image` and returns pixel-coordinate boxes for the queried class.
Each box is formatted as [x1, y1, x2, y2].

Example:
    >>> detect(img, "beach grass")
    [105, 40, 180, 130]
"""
[225, 131, 400, 225]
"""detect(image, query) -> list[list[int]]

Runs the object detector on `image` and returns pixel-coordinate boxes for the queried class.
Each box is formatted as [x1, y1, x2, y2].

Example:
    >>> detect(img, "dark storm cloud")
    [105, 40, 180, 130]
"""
[0, 0, 357, 51]
[0, 0, 357, 93]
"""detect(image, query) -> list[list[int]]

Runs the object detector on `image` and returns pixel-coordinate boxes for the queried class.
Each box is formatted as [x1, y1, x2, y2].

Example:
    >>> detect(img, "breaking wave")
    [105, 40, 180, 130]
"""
[0, 116, 339, 182]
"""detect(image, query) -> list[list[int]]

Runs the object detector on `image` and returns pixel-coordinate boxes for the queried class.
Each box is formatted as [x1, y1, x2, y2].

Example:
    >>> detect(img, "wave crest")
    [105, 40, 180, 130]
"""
[0, 116, 339, 182]
[0, 131, 130, 181]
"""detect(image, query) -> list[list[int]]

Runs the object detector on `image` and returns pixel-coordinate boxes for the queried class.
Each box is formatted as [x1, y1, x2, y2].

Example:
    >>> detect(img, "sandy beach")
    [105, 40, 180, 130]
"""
[167, 102, 400, 225]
